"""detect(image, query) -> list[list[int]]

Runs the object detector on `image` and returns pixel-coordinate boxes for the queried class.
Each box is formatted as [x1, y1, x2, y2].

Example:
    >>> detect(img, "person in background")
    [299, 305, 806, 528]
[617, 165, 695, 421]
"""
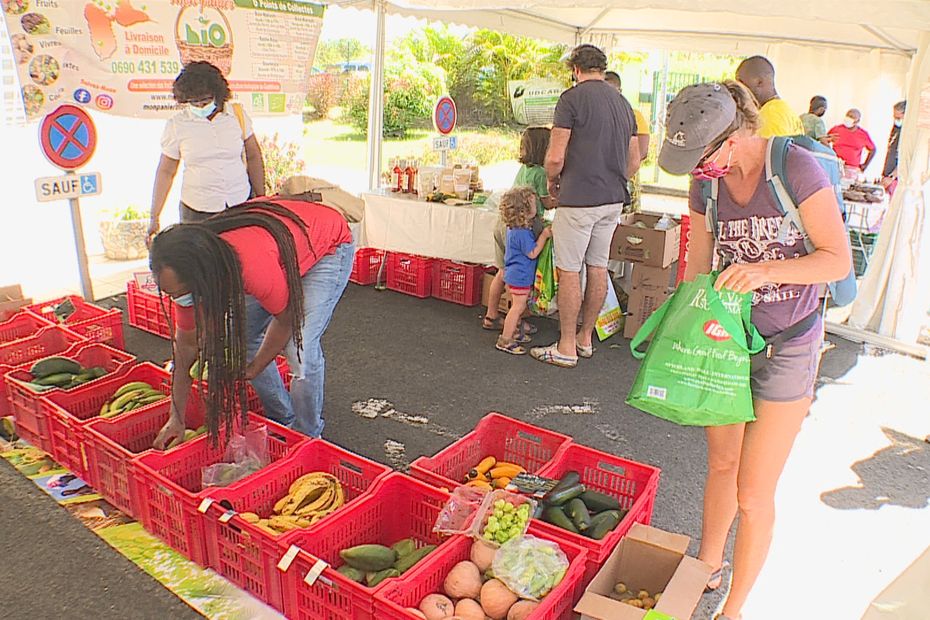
[532, 44, 640, 368]
[149, 198, 354, 443]
[828, 109, 876, 175]
[606, 71, 650, 212]
[495, 187, 552, 355]
[736, 55, 803, 138]
[483, 127, 552, 335]
[881, 101, 906, 196]
[800, 96, 829, 142]
[148, 61, 265, 244]
[659, 81, 850, 620]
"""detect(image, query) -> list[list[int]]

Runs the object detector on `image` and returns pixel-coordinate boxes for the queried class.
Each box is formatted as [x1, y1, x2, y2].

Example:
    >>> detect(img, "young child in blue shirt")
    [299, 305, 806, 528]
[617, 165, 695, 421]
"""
[496, 187, 552, 355]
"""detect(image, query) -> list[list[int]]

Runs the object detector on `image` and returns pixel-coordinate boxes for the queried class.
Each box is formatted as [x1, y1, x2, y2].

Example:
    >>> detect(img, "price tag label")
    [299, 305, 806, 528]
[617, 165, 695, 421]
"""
[277, 545, 301, 572]
[197, 498, 214, 514]
[303, 559, 328, 586]
[219, 509, 236, 523]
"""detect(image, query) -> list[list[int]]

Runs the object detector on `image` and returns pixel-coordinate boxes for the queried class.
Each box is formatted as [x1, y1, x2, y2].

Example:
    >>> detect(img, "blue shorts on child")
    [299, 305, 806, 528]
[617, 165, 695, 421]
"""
[504, 227, 538, 288]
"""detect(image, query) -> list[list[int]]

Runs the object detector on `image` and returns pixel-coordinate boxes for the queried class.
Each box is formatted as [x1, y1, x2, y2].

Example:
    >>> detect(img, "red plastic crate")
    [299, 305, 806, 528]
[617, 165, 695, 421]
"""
[201, 440, 391, 611]
[386, 253, 434, 298]
[0, 326, 87, 452]
[18, 348, 140, 477]
[0, 312, 54, 345]
[409, 412, 572, 490]
[126, 281, 176, 339]
[193, 355, 291, 416]
[350, 248, 386, 286]
[375, 525, 588, 620]
[81, 373, 207, 518]
[431, 259, 484, 306]
[132, 413, 308, 565]
[535, 443, 661, 585]
[278, 473, 453, 620]
[27, 295, 124, 349]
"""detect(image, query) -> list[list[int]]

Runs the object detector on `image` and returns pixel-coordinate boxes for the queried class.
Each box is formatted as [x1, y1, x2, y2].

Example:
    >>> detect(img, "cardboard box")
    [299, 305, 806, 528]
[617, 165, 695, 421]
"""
[0, 284, 31, 321]
[624, 284, 671, 339]
[631, 263, 677, 291]
[481, 272, 533, 316]
[575, 523, 713, 620]
[610, 214, 681, 268]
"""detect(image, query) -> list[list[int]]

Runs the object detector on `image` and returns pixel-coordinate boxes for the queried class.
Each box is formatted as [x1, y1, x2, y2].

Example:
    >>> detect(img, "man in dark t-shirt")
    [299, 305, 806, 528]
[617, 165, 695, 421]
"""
[881, 100, 906, 196]
[531, 44, 639, 368]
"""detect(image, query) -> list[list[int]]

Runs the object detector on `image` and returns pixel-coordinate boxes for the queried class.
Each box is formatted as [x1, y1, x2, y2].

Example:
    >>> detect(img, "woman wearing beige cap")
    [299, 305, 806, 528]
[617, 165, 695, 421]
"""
[658, 81, 851, 620]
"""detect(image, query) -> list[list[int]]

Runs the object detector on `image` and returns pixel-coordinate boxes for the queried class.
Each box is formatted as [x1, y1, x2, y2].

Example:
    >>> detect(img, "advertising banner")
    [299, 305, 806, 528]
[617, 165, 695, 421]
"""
[508, 78, 563, 126]
[2, 0, 324, 119]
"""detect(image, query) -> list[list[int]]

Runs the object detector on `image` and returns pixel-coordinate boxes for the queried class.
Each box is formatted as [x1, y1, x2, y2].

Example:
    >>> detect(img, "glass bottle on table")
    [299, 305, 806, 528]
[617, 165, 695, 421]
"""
[392, 159, 404, 193]
[406, 159, 418, 195]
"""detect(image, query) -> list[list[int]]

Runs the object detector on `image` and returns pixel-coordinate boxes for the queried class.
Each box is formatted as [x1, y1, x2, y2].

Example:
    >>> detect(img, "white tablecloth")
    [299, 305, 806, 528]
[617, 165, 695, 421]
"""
[361, 192, 499, 264]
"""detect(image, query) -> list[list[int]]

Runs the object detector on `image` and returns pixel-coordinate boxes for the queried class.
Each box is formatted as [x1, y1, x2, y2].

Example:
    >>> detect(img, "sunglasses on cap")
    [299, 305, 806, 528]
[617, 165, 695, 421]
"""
[696, 131, 733, 168]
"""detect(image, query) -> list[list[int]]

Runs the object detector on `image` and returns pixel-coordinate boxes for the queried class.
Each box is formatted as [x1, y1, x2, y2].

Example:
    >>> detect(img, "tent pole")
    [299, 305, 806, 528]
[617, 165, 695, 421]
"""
[366, 0, 386, 191]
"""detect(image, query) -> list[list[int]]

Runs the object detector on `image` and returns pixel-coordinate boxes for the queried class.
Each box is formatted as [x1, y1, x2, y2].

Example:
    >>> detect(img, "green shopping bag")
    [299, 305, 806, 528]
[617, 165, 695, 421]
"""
[626, 273, 765, 426]
[528, 238, 557, 315]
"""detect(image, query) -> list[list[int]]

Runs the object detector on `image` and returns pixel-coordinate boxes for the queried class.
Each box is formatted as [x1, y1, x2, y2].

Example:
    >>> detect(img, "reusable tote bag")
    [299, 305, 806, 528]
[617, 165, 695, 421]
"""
[528, 238, 558, 316]
[626, 273, 765, 426]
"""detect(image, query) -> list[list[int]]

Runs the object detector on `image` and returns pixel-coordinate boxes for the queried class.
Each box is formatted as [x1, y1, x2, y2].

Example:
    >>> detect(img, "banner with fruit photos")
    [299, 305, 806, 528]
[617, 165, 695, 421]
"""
[2, 0, 324, 120]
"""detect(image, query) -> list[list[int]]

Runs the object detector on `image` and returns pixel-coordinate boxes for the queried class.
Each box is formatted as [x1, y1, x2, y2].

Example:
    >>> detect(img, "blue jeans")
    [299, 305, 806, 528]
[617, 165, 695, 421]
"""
[245, 241, 354, 437]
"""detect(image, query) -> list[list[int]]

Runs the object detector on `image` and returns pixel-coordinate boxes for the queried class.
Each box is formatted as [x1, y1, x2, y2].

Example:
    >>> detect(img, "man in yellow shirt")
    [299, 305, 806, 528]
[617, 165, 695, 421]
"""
[736, 55, 803, 138]
[605, 71, 649, 211]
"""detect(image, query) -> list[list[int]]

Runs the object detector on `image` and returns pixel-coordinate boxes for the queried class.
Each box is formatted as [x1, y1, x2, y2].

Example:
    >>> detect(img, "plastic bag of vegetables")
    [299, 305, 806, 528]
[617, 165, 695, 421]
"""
[492, 535, 569, 600]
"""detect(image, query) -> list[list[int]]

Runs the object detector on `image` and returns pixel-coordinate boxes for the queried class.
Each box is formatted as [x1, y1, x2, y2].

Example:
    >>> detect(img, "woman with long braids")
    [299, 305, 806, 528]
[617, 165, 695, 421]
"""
[149, 198, 354, 444]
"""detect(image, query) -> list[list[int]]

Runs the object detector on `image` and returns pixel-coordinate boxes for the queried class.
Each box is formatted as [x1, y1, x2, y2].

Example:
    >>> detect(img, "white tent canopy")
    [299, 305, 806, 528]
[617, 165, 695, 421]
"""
[349, 0, 930, 353]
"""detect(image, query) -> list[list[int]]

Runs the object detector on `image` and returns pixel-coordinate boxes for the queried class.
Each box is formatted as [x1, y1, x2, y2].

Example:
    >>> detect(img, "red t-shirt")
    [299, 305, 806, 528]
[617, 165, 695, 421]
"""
[175, 200, 351, 329]
[828, 125, 876, 168]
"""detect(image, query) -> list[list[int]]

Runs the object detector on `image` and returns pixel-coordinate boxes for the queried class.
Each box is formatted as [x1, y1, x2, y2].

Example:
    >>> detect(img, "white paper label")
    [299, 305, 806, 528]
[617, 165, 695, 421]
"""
[197, 498, 214, 514]
[303, 559, 328, 586]
[277, 545, 301, 572]
[219, 510, 235, 523]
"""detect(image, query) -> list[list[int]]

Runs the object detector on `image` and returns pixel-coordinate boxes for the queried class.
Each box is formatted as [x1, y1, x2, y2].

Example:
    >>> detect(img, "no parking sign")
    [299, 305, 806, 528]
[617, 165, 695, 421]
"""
[39, 104, 97, 171]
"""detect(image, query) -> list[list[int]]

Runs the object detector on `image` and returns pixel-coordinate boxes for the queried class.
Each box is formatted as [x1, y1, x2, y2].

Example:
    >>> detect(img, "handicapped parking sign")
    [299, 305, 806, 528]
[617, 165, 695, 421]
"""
[80, 174, 98, 195]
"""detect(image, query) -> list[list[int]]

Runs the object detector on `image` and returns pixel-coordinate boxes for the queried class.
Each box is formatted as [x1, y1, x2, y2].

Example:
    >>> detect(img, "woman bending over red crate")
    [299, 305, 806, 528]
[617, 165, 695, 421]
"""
[149, 198, 355, 444]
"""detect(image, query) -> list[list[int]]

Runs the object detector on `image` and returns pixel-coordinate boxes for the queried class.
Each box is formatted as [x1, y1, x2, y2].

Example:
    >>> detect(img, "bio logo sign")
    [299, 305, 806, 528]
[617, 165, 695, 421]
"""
[182, 10, 230, 49]
[703, 320, 731, 342]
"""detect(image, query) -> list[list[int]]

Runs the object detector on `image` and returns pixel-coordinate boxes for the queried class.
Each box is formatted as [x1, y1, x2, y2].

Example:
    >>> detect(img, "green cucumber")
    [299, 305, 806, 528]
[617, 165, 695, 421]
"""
[586, 510, 622, 540]
[544, 480, 586, 506]
[336, 565, 366, 583]
[339, 544, 397, 572]
[566, 498, 592, 531]
[579, 489, 621, 513]
[366, 567, 400, 587]
[542, 506, 579, 533]
[29, 357, 81, 379]
[393, 544, 435, 573]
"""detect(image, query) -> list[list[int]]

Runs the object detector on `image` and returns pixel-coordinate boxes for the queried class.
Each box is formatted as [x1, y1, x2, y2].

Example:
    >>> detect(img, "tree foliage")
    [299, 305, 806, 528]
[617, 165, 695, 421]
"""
[315, 38, 371, 68]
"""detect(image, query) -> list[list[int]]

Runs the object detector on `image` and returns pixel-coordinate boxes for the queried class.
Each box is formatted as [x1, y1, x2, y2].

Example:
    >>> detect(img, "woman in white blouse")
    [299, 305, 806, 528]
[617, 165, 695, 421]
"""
[148, 61, 265, 241]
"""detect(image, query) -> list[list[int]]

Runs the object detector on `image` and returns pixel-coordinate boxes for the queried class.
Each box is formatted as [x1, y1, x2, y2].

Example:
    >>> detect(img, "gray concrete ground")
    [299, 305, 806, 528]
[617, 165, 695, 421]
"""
[1, 284, 927, 619]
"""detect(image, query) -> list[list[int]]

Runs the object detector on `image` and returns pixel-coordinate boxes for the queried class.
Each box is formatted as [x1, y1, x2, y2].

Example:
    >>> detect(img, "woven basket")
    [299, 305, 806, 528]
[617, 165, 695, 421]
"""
[175, 8, 234, 75]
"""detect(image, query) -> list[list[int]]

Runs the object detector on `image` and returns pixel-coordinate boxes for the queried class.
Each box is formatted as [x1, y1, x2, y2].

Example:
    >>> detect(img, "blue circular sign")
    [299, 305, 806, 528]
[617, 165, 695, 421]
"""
[40, 104, 97, 170]
[73, 88, 91, 104]
[433, 96, 457, 135]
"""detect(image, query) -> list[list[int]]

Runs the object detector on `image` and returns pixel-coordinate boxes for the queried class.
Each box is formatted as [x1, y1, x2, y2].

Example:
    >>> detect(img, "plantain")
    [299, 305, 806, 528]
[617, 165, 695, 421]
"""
[281, 480, 330, 516]
[111, 381, 155, 399]
[240, 512, 260, 524]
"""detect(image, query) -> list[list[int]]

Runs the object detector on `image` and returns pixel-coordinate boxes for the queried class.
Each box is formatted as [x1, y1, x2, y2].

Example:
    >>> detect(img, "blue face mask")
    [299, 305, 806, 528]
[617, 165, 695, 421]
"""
[190, 101, 216, 118]
[172, 293, 194, 307]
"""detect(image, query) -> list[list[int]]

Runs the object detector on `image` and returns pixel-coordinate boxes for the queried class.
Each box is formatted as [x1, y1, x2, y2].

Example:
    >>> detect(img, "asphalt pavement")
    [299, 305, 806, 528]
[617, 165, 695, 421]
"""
[2, 283, 919, 620]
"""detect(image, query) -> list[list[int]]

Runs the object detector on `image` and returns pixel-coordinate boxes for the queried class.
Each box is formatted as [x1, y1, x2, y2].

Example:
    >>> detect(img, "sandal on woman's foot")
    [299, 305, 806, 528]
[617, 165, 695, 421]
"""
[496, 338, 526, 355]
[482, 315, 504, 331]
[704, 561, 730, 593]
[529, 343, 578, 368]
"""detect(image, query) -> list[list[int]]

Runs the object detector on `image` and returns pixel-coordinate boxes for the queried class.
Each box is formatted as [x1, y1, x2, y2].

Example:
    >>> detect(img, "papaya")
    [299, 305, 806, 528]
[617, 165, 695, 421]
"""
[336, 565, 366, 583]
[366, 567, 400, 587]
[29, 357, 81, 379]
[391, 537, 416, 559]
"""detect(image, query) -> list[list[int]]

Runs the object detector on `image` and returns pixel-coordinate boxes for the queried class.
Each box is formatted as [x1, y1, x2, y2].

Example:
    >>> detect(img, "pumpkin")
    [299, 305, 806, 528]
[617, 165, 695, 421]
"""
[454, 597, 485, 620]
[470, 540, 497, 573]
[480, 579, 518, 620]
[444, 561, 483, 600]
[419, 593, 454, 620]
[507, 600, 540, 620]
[405, 609, 427, 619]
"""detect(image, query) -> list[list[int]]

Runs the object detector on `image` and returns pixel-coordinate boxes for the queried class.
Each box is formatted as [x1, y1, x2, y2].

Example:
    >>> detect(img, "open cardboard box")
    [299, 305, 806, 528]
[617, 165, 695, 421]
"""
[610, 214, 681, 268]
[0, 284, 31, 321]
[575, 523, 713, 620]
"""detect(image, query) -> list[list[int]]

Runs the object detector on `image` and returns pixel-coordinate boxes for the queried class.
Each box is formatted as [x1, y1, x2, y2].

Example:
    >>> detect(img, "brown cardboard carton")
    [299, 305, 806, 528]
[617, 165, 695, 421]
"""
[0, 284, 30, 321]
[631, 263, 678, 290]
[624, 284, 672, 339]
[575, 523, 713, 620]
[611, 214, 681, 268]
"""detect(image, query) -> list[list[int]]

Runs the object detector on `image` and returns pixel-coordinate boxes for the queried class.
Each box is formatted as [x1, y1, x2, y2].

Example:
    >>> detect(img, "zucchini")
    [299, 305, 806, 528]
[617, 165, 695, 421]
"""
[544, 481, 585, 506]
[393, 544, 436, 573]
[33, 372, 76, 387]
[546, 471, 580, 496]
[30, 357, 81, 379]
[336, 565, 365, 583]
[566, 498, 592, 531]
[542, 506, 578, 533]
[366, 567, 400, 587]
[579, 489, 621, 513]
[586, 510, 621, 540]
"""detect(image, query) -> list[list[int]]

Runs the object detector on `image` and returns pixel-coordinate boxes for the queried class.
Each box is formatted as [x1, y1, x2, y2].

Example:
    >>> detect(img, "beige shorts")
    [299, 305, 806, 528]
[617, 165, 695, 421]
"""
[552, 203, 621, 272]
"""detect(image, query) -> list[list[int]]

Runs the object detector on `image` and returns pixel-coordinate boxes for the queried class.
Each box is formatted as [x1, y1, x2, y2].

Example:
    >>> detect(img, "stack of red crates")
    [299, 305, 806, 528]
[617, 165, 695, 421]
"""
[350, 248, 386, 286]
[27, 295, 124, 349]
[126, 281, 176, 339]
[0, 312, 53, 417]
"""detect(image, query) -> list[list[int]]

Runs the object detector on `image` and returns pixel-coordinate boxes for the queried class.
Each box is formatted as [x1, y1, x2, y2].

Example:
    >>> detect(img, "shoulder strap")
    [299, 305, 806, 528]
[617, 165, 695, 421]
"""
[231, 102, 247, 140]
[766, 137, 814, 251]
[700, 179, 720, 240]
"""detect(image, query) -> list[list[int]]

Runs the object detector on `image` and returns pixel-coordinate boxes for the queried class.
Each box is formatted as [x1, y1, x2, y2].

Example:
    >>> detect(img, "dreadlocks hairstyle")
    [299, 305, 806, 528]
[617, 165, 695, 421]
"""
[150, 201, 310, 440]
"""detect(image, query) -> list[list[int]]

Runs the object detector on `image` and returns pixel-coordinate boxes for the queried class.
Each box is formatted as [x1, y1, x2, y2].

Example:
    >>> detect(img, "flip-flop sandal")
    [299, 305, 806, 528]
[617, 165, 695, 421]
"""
[496, 339, 526, 355]
[530, 343, 578, 368]
[482, 315, 504, 331]
[576, 343, 595, 358]
[704, 561, 730, 593]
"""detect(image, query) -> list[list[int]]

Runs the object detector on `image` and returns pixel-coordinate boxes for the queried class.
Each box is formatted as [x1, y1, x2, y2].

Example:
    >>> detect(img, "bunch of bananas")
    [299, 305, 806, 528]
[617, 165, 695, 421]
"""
[464, 456, 525, 490]
[240, 472, 345, 535]
[99, 381, 168, 419]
